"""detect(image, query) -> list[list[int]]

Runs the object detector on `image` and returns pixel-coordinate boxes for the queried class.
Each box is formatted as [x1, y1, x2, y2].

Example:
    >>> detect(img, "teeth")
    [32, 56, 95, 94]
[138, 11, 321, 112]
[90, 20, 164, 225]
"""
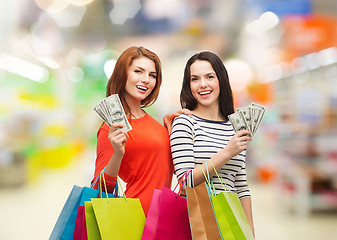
[199, 91, 211, 95]
[137, 86, 148, 91]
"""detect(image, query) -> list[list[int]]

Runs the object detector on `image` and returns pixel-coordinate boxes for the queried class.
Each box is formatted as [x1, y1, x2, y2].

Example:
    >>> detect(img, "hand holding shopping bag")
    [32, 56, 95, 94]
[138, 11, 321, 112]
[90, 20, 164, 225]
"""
[91, 174, 146, 240]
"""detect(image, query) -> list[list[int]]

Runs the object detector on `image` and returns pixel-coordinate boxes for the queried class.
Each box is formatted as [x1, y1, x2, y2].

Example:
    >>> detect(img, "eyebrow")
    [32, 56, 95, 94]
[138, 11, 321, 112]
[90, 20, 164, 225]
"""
[135, 66, 157, 74]
[191, 72, 216, 77]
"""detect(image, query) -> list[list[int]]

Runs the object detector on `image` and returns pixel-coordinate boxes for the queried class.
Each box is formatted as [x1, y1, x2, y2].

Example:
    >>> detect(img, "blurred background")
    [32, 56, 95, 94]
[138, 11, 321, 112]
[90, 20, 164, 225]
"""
[1, 0, 337, 239]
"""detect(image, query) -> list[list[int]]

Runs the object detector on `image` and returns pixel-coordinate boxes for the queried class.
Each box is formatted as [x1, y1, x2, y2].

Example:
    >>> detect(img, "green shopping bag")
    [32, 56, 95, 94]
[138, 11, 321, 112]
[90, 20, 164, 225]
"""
[85, 201, 101, 240]
[91, 177, 146, 240]
[83, 169, 118, 240]
[202, 162, 254, 240]
[211, 193, 245, 240]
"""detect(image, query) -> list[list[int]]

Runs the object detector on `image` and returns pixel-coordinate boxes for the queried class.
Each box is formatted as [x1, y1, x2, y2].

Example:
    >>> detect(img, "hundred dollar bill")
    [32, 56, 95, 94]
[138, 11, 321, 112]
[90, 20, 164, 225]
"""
[236, 107, 252, 133]
[94, 94, 132, 132]
[228, 111, 249, 133]
[94, 104, 111, 126]
[250, 102, 265, 135]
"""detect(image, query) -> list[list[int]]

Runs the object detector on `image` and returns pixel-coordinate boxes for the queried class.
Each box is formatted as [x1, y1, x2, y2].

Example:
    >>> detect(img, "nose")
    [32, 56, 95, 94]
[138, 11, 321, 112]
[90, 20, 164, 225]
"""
[200, 78, 207, 88]
[141, 74, 150, 84]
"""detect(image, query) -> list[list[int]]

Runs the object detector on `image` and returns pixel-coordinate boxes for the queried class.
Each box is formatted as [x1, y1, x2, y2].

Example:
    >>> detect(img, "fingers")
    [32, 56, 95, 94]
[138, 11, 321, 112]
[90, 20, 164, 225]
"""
[235, 130, 252, 140]
[236, 130, 251, 137]
[163, 114, 172, 130]
[166, 122, 172, 135]
[179, 108, 192, 115]
[108, 124, 128, 142]
[110, 123, 125, 132]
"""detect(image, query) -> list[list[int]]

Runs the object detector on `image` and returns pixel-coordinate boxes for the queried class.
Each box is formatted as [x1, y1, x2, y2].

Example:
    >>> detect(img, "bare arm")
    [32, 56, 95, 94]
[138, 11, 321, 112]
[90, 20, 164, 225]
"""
[103, 123, 128, 177]
[240, 197, 255, 238]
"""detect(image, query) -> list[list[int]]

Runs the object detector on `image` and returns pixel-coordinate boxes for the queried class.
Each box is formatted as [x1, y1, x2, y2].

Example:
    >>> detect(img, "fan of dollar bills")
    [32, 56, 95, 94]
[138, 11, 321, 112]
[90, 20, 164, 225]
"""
[94, 94, 132, 132]
[228, 102, 266, 137]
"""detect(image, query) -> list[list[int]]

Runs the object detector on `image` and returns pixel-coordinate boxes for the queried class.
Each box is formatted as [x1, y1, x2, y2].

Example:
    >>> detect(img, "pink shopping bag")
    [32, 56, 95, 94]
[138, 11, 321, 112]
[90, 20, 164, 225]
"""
[141, 189, 162, 240]
[155, 186, 192, 240]
[73, 206, 88, 240]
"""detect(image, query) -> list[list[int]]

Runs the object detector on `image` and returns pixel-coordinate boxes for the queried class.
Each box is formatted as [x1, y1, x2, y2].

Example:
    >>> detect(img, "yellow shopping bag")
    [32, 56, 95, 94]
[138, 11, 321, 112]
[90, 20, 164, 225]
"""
[91, 177, 146, 240]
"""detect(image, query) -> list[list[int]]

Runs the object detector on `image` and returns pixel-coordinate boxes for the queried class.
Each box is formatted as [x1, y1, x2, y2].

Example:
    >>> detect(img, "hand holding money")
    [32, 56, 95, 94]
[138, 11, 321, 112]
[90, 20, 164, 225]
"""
[228, 102, 266, 138]
[108, 122, 128, 156]
[94, 94, 132, 132]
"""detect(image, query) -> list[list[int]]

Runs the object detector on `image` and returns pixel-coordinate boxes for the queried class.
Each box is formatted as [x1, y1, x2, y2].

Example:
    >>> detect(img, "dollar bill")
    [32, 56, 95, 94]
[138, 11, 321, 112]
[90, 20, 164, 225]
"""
[236, 107, 252, 132]
[228, 112, 249, 133]
[230, 102, 266, 137]
[94, 94, 132, 132]
[250, 102, 265, 135]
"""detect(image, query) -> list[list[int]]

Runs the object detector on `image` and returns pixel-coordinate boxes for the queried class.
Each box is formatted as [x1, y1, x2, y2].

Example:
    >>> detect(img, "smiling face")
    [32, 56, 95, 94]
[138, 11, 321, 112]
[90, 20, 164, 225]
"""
[189, 60, 220, 110]
[124, 57, 157, 104]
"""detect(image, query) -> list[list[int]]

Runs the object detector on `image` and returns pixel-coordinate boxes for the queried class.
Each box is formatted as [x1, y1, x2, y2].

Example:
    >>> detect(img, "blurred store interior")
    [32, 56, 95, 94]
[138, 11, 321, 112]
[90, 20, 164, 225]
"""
[1, 0, 337, 239]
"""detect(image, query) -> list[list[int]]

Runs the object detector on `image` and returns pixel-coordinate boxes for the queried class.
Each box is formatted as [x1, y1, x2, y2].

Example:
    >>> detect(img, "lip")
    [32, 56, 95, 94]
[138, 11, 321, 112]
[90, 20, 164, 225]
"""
[136, 85, 148, 92]
[198, 90, 212, 97]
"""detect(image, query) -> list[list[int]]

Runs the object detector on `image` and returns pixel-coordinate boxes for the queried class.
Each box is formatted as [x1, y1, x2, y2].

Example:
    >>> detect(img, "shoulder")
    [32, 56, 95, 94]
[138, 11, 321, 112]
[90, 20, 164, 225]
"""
[140, 113, 168, 132]
[171, 114, 196, 135]
[173, 113, 195, 126]
[144, 113, 165, 127]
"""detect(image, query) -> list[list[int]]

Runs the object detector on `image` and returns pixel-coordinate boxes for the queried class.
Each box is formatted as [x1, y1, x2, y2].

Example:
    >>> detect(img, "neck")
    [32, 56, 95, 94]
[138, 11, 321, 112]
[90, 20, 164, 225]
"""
[124, 95, 144, 119]
[193, 104, 224, 121]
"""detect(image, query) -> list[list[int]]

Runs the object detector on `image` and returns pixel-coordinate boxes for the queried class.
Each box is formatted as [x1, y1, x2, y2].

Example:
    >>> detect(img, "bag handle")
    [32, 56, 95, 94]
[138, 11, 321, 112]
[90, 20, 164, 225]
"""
[209, 160, 231, 192]
[173, 169, 192, 195]
[98, 168, 119, 201]
[200, 162, 216, 196]
[116, 177, 128, 202]
[199, 160, 231, 194]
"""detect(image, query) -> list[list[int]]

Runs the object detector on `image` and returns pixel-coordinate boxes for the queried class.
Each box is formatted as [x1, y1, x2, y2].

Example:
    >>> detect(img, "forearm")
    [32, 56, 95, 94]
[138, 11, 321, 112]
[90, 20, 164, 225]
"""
[103, 153, 123, 177]
[240, 197, 255, 238]
[192, 149, 232, 186]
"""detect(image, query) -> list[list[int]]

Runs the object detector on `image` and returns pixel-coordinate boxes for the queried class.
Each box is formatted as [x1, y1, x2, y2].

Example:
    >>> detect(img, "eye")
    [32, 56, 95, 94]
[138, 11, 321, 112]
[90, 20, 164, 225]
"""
[135, 70, 141, 73]
[208, 75, 215, 79]
[191, 77, 198, 81]
[150, 73, 157, 78]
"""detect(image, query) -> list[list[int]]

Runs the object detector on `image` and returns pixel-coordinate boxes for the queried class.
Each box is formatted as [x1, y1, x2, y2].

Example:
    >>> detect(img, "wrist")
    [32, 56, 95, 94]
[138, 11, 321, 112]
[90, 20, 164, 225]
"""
[219, 148, 232, 161]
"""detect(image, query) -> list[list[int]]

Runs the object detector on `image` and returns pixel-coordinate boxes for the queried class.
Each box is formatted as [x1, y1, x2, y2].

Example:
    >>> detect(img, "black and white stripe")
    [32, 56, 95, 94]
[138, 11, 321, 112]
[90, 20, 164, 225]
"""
[170, 114, 250, 199]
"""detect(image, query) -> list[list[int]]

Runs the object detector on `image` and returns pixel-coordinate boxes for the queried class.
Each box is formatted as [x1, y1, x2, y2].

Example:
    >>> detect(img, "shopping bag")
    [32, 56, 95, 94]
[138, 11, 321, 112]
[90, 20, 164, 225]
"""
[81, 207, 88, 240]
[91, 178, 146, 240]
[71, 186, 116, 240]
[73, 206, 87, 240]
[207, 162, 254, 240]
[155, 171, 192, 240]
[50, 171, 117, 240]
[186, 182, 222, 240]
[155, 186, 192, 240]
[49, 185, 83, 240]
[85, 201, 101, 240]
[141, 189, 161, 240]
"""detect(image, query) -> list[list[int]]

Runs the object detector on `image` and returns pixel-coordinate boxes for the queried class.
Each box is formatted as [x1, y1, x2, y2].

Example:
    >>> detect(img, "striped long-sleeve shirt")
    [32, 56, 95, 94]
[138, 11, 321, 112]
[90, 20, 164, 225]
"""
[170, 113, 251, 199]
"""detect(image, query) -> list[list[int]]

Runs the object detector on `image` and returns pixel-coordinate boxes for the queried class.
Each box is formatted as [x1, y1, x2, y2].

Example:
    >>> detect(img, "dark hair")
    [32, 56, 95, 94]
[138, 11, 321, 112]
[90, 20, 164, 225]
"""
[180, 51, 234, 120]
[106, 46, 162, 118]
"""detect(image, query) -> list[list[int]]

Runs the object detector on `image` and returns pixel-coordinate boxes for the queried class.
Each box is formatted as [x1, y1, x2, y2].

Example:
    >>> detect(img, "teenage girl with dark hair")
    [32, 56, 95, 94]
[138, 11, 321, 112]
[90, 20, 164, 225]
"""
[170, 51, 255, 236]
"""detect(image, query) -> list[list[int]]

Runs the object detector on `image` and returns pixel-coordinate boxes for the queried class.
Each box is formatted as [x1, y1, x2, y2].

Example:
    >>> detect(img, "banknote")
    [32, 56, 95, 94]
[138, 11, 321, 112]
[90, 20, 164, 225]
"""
[230, 102, 266, 137]
[228, 111, 249, 133]
[250, 102, 265, 136]
[236, 106, 252, 132]
[94, 94, 132, 132]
